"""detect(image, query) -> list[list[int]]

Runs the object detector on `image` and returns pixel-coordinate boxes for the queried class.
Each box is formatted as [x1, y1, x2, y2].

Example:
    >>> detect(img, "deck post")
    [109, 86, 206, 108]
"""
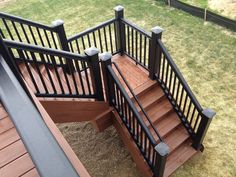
[114, 5, 126, 55]
[100, 52, 115, 105]
[149, 26, 164, 80]
[192, 108, 216, 151]
[153, 142, 169, 177]
[85, 47, 104, 101]
[52, 19, 74, 73]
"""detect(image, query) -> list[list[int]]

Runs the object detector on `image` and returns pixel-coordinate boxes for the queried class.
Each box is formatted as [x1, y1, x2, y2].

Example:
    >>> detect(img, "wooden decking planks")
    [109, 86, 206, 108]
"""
[0, 153, 36, 177]
[0, 103, 39, 177]
[112, 54, 150, 91]
[19, 63, 93, 100]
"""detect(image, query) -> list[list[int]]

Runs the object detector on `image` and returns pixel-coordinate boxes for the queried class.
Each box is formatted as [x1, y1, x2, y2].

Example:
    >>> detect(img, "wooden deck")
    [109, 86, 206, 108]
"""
[0, 93, 90, 177]
[0, 102, 39, 177]
[1, 54, 198, 177]
[112, 54, 150, 90]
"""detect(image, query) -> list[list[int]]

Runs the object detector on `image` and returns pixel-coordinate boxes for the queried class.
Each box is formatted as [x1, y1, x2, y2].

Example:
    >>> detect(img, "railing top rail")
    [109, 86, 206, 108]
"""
[4, 39, 88, 61]
[0, 12, 55, 31]
[157, 39, 203, 112]
[121, 18, 151, 38]
[107, 64, 157, 145]
[68, 18, 117, 42]
[112, 61, 163, 142]
[0, 56, 80, 177]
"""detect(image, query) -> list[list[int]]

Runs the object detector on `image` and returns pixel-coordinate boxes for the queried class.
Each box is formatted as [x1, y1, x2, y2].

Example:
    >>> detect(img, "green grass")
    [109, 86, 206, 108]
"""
[1, 0, 236, 176]
[179, 0, 208, 8]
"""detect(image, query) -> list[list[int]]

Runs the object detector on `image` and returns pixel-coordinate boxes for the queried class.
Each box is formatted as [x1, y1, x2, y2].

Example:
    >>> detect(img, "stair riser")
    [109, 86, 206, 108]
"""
[134, 83, 157, 98]
[146, 109, 173, 128]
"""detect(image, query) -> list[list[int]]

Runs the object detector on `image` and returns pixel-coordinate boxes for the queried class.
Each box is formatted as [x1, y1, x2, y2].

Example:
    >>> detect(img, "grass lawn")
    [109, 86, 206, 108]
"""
[1, 0, 236, 176]
[179, 0, 208, 8]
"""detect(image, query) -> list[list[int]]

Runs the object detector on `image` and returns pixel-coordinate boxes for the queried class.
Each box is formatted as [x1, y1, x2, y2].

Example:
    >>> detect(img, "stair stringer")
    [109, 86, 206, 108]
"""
[112, 110, 153, 177]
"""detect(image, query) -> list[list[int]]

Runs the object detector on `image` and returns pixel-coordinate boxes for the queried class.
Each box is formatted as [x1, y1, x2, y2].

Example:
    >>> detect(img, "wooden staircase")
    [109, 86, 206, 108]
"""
[0, 8, 215, 177]
[17, 55, 199, 177]
[132, 80, 198, 176]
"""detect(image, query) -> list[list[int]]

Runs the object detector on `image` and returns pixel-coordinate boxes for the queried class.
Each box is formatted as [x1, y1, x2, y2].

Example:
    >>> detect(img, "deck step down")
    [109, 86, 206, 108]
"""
[164, 140, 198, 177]
[131, 82, 198, 177]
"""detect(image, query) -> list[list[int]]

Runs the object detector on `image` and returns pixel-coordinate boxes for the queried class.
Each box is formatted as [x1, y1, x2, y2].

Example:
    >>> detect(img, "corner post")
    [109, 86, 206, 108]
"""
[192, 108, 216, 151]
[100, 52, 115, 105]
[52, 20, 74, 73]
[114, 5, 126, 55]
[153, 142, 169, 177]
[149, 26, 164, 80]
[85, 47, 104, 101]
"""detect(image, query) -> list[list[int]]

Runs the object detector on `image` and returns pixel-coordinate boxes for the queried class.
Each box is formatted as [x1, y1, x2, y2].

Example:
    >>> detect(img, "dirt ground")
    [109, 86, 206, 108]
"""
[208, 0, 236, 19]
[57, 122, 142, 177]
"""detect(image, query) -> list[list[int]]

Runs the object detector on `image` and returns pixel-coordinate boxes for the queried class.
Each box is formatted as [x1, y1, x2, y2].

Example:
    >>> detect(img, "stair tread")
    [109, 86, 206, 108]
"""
[150, 112, 181, 141]
[164, 125, 190, 153]
[132, 80, 157, 97]
[164, 140, 198, 177]
[142, 99, 173, 126]
[136, 86, 165, 110]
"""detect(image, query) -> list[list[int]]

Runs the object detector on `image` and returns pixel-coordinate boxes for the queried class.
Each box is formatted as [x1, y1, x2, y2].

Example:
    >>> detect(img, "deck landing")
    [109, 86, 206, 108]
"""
[0, 103, 39, 177]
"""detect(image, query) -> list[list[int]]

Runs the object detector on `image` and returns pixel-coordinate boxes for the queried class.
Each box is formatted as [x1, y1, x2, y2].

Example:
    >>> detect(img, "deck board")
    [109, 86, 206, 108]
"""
[0, 103, 37, 177]
[0, 117, 14, 134]
[0, 153, 35, 177]
[0, 128, 20, 150]
[0, 140, 27, 168]
[112, 55, 149, 91]
[21, 168, 40, 177]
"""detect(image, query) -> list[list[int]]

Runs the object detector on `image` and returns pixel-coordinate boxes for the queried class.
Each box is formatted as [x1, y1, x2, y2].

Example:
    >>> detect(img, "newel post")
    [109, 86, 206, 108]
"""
[153, 142, 169, 177]
[52, 20, 74, 73]
[192, 108, 216, 151]
[149, 26, 164, 80]
[114, 5, 126, 55]
[85, 47, 104, 101]
[100, 52, 115, 105]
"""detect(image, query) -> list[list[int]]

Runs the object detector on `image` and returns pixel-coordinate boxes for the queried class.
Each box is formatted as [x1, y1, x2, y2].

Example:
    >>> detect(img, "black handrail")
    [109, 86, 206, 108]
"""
[4, 39, 88, 61]
[0, 55, 80, 177]
[68, 18, 117, 42]
[103, 62, 169, 177]
[112, 61, 163, 142]
[157, 39, 202, 111]
[0, 12, 55, 31]
[107, 64, 156, 145]
[67, 18, 119, 55]
[121, 18, 151, 70]
[121, 18, 151, 38]
[3, 39, 98, 99]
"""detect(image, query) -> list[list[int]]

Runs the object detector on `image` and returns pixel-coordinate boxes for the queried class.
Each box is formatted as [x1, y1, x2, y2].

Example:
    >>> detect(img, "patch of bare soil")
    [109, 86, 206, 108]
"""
[0, 0, 11, 7]
[208, 0, 236, 19]
[58, 122, 141, 177]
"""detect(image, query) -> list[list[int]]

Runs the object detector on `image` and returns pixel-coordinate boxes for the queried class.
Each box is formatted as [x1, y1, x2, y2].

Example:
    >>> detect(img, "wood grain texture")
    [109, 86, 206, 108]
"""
[40, 100, 110, 123]
[0, 153, 35, 177]
[112, 111, 152, 177]
[27, 83, 90, 177]
[0, 140, 27, 168]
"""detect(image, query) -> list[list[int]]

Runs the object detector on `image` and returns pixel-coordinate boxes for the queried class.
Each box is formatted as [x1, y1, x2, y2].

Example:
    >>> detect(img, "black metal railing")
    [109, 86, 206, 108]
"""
[100, 53, 169, 177]
[0, 12, 74, 70]
[0, 55, 80, 177]
[3, 39, 103, 99]
[157, 39, 202, 134]
[108, 64, 160, 171]
[155, 39, 215, 150]
[0, 12, 61, 49]
[68, 18, 119, 55]
[112, 61, 163, 141]
[122, 19, 151, 70]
